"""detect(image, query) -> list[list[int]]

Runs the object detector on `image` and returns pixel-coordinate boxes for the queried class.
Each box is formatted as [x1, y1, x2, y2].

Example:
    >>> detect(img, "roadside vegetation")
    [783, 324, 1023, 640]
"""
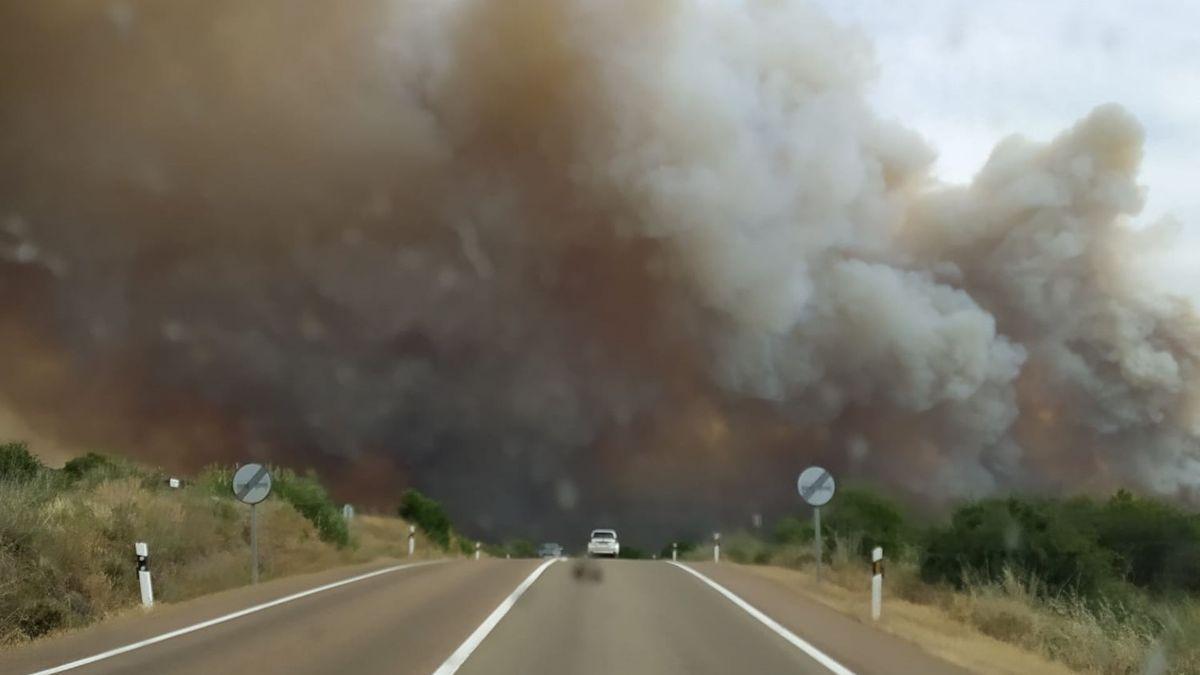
[677, 486, 1200, 674]
[0, 442, 465, 647]
[398, 488, 478, 556]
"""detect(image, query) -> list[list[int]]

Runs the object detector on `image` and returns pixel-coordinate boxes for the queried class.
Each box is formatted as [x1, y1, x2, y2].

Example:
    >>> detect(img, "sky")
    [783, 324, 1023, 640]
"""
[811, 0, 1200, 293]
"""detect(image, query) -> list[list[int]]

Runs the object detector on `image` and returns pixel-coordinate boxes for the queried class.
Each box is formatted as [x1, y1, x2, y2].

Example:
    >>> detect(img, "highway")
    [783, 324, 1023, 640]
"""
[1, 559, 968, 675]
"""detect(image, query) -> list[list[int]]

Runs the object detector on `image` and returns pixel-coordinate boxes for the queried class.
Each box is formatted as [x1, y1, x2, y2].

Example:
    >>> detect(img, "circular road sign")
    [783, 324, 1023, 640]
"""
[797, 466, 835, 507]
[232, 463, 272, 505]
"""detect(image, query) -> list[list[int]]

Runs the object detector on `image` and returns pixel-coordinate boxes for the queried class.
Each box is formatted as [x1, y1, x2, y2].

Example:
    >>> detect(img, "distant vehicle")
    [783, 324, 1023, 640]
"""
[586, 529, 620, 558]
[538, 542, 564, 558]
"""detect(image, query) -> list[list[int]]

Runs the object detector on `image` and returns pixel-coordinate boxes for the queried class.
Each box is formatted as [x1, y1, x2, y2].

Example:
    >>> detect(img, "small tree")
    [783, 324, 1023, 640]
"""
[921, 497, 1119, 597]
[0, 442, 42, 482]
[273, 468, 350, 548]
[398, 489, 452, 550]
[823, 487, 913, 559]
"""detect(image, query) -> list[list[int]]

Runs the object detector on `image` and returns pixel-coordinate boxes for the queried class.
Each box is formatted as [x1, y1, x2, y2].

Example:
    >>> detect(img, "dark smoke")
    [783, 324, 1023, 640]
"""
[2, 0, 1197, 543]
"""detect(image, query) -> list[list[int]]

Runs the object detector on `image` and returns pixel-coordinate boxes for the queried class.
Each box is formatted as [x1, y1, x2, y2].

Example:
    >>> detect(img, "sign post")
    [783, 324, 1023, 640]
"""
[232, 463, 272, 585]
[797, 466, 835, 584]
[871, 546, 884, 620]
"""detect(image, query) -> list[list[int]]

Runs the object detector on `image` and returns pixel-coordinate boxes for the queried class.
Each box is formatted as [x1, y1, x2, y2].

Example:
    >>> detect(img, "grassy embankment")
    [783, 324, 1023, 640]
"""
[0, 441, 469, 647]
[674, 488, 1200, 674]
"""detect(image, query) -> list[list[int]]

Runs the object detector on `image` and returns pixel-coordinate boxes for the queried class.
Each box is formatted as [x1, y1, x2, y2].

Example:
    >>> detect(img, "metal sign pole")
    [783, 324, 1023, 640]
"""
[814, 506, 822, 583]
[797, 465, 834, 585]
[251, 502, 259, 585]
[231, 462, 272, 588]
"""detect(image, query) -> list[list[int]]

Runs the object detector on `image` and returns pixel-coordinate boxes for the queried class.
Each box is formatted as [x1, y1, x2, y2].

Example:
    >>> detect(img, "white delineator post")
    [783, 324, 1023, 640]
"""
[134, 542, 154, 608]
[672, 542, 678, 562]
[475, 542, 481, 560]
[408, 525, 416, 557]
[713, 532, 721, 563]
[871, 546, 883, 621]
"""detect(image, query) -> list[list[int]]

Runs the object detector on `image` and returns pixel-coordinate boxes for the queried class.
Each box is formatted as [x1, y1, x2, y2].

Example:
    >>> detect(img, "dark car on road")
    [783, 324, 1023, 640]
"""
[538, 542, 564, 558]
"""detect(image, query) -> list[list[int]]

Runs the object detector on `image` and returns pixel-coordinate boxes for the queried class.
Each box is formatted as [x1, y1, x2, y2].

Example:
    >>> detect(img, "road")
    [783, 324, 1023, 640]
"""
[1, 558, 968, 675]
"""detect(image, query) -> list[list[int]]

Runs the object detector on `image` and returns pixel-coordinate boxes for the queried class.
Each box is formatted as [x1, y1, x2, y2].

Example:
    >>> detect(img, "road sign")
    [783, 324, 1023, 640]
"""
[232, 463, 272, 505]
[797, 466, 835, 507]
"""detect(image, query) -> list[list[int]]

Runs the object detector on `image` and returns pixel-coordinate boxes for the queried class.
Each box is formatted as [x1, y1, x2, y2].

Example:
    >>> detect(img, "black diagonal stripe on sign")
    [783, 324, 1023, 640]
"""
[236, 465, 270, 501]
[802, 470, 831, 501]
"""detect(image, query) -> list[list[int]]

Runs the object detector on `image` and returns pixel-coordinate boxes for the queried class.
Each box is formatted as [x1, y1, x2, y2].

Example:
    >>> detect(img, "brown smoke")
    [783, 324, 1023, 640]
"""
[2, 0, 1197, 541]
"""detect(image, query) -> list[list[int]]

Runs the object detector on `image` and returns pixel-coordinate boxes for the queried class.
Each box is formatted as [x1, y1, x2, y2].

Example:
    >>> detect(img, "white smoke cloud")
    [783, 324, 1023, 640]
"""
[2, 0, 1197, 537]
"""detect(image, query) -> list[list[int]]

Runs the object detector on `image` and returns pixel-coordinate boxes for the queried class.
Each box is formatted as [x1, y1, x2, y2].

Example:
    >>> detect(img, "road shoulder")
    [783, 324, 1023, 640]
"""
[692, 562, 1074, 675]
[0, 558, 453, 673]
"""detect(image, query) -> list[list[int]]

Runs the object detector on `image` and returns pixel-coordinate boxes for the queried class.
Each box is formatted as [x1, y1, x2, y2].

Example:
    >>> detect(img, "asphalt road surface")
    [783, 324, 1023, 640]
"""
[1, 558, 968, 675]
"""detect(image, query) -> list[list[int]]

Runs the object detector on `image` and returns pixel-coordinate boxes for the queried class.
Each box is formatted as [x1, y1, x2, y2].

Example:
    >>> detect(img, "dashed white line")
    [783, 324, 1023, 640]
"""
[668, 561, 856, 675]
[29, 560, 443, 675]
[431, 557, 558, 675]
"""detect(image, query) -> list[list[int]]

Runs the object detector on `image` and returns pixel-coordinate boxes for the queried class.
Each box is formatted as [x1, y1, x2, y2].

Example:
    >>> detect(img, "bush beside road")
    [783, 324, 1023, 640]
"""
[677, 486, 1200, 674]
[0, 442, 461, 647]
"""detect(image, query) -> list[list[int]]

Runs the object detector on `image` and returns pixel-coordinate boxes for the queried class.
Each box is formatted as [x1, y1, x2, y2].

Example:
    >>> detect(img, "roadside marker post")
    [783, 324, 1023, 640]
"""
[672, 542, 677, 561]
[232, 463, 272, 585]
[713, 532, 721, 563]
[408, 525, 416, 557]
[475, 542, 481, 560]
[871, 546, 884, 620]
[134, 542, 154, 608]
[797, 466, 836, 584]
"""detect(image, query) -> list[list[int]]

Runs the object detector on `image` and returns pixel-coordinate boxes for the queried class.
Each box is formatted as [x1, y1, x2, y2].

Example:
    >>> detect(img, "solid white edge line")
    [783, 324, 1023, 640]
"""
[29, 560, 444, 675]
[667, 561, 856, 675]
[431, 557, 558, 675]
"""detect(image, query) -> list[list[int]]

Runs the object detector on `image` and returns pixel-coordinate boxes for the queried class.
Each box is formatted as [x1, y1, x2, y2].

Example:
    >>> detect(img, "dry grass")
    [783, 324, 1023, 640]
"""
[738, 556, 1200, 675]
[0, 474, 446, 648]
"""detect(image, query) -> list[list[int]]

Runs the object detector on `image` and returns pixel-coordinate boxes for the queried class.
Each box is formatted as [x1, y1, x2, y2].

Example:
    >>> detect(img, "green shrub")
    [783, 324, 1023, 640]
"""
[61, 452, 142, 486]
[457, 537, 476, 557]
[921, 497, 1120, 597]
[618, 545, 648, 559]
[772, 516, 812, 545]
[823, 487, 913, 559]
[0, 442, 42, 482]
[272, 468, 350, 548]
[193, 465, 349, 548]
[923, 492, 1200, 601]
[503, 539, 537, 558]
[1097, 490, 1200, 593]
[398, 489, 452, 550]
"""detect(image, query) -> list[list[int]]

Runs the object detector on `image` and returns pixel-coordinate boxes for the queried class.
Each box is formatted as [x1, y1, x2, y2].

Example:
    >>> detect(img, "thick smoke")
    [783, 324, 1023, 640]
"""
[2, 0, 1197, 540]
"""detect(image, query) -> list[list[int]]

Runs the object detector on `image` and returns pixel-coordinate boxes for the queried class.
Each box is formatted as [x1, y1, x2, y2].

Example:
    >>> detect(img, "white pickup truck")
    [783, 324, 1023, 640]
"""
[586, 529, 620, 558]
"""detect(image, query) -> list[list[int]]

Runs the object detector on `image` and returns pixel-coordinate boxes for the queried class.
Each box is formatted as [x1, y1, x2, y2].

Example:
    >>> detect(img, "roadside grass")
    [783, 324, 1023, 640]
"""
[727, 545, 1200, 674]
[685, 487, 1200, 674]
[0, 446, 449, 648]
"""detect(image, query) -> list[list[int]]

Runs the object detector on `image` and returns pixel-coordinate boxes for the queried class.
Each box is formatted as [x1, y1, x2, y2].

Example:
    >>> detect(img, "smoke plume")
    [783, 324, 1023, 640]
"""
[2, 0, 1197, 540]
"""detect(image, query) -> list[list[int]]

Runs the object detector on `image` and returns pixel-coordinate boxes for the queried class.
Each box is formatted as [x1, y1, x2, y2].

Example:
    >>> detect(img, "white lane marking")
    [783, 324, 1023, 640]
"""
[431, 558, 558, 675]
[29, 560, 444, 675]
[668, 562, 856, 675]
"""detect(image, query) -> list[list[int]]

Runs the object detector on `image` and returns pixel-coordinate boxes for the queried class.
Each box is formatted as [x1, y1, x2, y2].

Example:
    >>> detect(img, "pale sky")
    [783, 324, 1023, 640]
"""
[811, 0, 1200, 293]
